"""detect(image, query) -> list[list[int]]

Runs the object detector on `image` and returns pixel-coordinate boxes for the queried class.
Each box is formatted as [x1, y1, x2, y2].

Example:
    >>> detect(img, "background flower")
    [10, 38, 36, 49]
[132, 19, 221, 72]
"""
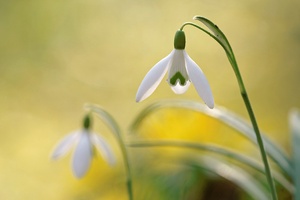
[51, 129, 116, 178]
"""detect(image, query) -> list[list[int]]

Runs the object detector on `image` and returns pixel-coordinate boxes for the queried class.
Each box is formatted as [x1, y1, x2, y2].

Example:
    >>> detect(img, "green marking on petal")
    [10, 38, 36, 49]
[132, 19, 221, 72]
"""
[170, 72, 186, 86]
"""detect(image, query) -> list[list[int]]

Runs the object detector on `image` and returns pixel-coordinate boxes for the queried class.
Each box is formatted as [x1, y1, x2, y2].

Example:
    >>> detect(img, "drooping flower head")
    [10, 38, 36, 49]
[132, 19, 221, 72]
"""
[51, 114, 116, 178]
[136, 30, 214, 109]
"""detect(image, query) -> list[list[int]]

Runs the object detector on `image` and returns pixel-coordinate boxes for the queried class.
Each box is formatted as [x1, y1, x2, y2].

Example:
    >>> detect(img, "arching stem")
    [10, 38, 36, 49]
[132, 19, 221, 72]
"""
[181, 20, 278, 200]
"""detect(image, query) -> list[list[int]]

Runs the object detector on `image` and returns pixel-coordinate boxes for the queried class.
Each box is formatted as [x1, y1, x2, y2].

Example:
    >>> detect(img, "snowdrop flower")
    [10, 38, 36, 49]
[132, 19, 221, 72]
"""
[51, 114, 115, 178]
[136, 30, 214, 109]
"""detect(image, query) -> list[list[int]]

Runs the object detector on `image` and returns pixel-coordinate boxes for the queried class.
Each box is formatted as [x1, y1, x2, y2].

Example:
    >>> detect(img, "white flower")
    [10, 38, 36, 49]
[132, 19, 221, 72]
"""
[51, 129, 116, 178]
[136, 30, 214, 109]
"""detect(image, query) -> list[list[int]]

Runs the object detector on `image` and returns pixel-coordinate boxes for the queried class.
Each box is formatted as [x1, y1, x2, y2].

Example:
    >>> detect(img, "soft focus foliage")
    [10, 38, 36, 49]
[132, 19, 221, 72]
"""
[0, 0, 299, 199]
[129, 102, 292, 199]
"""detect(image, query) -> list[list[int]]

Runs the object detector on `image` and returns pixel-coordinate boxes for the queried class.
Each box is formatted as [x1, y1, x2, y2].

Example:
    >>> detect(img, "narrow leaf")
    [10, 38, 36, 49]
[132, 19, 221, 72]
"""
[193, 16, 233, 58]
[128, 140, 293, 193]
[290, 109, 300, 200]
[189, 156, 270, 200]
[130, 100, 293, 176]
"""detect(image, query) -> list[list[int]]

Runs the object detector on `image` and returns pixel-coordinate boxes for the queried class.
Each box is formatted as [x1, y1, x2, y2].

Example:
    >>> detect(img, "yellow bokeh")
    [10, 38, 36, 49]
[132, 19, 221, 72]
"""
[0, 0, 299, 199]
[131, 105, 261, 163]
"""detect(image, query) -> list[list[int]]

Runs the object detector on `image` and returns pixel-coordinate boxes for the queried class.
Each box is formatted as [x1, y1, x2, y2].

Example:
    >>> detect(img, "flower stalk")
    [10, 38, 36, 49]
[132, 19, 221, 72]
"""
[180, 16, 278, 200]
[85, 104, 134, 200]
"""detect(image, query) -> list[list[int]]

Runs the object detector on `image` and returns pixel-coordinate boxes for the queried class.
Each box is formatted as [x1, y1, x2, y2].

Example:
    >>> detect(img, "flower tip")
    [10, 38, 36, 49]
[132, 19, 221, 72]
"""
[207, 102, 214, 109]
[205, 98, 214, 109]
[50, 153, 60, 160]
[73, 170, 86, 179]
[136, 92, 147, 103]
[72, 161, 89, 179]
[135, 97, 141, 103]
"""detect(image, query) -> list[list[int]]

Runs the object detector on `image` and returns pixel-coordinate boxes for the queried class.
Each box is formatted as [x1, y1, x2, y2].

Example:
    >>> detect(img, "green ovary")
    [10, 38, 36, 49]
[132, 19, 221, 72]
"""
[170, 72, 186, 86]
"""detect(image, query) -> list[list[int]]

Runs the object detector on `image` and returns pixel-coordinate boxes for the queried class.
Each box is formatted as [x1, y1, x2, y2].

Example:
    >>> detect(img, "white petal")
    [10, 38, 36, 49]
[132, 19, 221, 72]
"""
[72, 131, 92, 178]
[184, 51, 214, 109]
[168, 50, 190, 94]
[91, 133, 116, 166]
[171, 81, 190, 94]
[50, 131, 80, 160]
[136, 51, 174, 102]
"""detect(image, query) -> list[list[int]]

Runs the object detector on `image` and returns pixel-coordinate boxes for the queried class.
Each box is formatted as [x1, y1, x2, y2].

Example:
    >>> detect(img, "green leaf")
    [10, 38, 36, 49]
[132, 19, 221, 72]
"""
[130, 100, 293, 177]
[192, 16, 242, 84]
[188, 156, 270, 200]
[193, 16, 233, 59]
[290, 109, 300, 200]
[128, 140, 293, 193]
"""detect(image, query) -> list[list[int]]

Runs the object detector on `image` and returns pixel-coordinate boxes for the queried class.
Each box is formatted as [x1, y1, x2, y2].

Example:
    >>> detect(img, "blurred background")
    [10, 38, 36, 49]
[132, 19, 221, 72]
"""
[0, 0, 299, 199]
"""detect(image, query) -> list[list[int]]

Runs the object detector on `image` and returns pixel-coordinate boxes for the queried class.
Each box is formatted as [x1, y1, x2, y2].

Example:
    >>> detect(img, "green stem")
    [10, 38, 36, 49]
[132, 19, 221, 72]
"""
[86, 105, 133, 200]
[180, 22, 216, 40]
[181, 22, 278, 200]
[240, 79, 278, 200]
[227, 46, 277, 200]
[116, 136, 134, 200]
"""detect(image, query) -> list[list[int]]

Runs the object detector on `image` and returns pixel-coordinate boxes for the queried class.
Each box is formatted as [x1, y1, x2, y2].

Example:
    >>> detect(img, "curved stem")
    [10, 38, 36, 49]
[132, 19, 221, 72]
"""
[86, 105, 133, 200]
[226, 46, 278, 200]
[180, 22, 214, 38]
[240, 81, 278, 200]
[181, 22, 278, 200]
[116, 136, 133, 200]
